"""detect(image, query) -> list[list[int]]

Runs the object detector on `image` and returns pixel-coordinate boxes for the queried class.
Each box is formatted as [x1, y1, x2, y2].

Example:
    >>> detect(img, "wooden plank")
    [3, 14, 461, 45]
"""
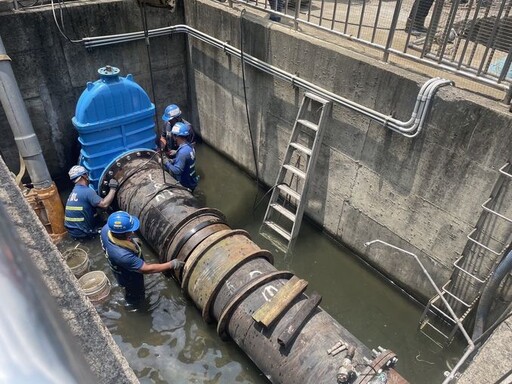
[277, 292, 322, 349]
[252, 276, 308, 328]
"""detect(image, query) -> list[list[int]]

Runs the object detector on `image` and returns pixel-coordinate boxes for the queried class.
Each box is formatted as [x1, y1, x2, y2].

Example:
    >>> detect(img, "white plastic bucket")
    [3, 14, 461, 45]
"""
[78, 271, 111, 302]
[63, 247, 90, 278]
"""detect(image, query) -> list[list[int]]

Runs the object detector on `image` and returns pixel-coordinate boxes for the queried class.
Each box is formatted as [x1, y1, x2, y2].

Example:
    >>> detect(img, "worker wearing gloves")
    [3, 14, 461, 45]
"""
[159, 104, 195, 155]
[64, 165, 118, 240]
[163, 122, 199, 192]
[100, 210, 185, 306]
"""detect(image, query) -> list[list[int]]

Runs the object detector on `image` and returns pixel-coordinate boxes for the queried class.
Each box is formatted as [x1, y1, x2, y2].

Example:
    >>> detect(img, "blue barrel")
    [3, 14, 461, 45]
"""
[72, 65, 156, 190]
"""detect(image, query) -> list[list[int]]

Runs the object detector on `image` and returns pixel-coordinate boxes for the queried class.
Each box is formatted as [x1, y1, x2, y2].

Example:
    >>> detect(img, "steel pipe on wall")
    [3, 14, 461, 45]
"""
[100, 149, 408, 384]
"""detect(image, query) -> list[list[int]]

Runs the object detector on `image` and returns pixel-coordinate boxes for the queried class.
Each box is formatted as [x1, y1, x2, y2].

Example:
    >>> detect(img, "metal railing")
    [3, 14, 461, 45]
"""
[225, 0, 512, 98]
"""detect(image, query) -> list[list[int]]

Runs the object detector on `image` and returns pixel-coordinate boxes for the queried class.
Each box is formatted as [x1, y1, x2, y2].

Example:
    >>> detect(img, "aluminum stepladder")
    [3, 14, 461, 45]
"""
[260, 92, 332, 254]
[419, 161, 512, 347]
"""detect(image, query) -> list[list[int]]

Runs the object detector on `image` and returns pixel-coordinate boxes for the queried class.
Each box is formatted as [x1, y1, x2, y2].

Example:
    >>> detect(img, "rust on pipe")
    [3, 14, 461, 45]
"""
[24, 182, 66, 243]
[101, 149, 408, 384]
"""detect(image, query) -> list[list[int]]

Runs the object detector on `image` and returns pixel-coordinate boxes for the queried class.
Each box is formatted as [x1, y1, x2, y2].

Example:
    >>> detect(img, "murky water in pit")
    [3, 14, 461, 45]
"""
[58, 143, 465, 384]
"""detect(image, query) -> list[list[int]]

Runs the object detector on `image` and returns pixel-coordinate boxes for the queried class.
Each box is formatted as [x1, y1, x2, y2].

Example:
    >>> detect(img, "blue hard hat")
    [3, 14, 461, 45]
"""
[162, 104, 182, 122]
[107, 211, 140, 234]
[68, 165, 88, 182]
[171, 122, 190, 137]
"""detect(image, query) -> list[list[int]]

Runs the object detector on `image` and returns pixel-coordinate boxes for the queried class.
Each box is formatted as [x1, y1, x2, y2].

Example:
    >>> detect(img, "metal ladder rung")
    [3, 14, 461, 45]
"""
[442, 286, 472, 308]
[430, 302, 457, 324]
[466, 228, 502, 256]
[453, 255, 487, 284]
[270, 203, 296, 222]
[428, 293, 458, 324]
[283, 164, 306, 179]
[498, 162, 512, 178]
[290, 142, 312, 156]
[264, 221, 292, 242]
[420, 318, 451, 340]
[297, 119, 318, 131]
[304, 92, 330, 104]
[481, 197, 512, 223]
[277, 184, 301, 201]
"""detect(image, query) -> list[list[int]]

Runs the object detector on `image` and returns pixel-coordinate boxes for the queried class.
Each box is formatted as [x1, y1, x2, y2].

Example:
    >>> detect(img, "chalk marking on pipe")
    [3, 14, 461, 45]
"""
[250, 270, 262, 278]
[262, 285, 278, 302]
[225, 280, 236, 293]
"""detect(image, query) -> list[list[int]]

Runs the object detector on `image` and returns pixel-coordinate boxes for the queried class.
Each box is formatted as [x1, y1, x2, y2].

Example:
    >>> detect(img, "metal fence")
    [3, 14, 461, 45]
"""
[224, 0, 512, 99]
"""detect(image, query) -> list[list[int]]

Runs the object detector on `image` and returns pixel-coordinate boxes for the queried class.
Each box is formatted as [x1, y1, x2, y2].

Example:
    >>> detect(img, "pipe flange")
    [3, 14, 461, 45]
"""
[217, 271, 294, 340]
[98, 149, 157, 196]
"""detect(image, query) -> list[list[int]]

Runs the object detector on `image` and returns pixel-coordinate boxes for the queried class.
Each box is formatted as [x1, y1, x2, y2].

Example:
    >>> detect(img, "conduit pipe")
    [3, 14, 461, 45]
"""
[472, 248, 512, 341]
[81, 25, 453, 138]
[0, 35, 52, 189]
[0, 34, 66, 241]
[99, 149, 408, 384]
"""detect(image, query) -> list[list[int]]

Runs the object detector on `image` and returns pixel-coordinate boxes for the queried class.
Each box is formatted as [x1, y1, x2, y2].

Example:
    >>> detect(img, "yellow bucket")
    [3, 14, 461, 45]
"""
[78, 271, 111, 302]
[63, 247, 90, 278]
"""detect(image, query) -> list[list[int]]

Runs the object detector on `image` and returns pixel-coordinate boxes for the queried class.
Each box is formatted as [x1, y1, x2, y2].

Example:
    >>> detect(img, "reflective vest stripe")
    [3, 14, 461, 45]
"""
[65, 216, 85, 222]
[65, 206, 83, 211]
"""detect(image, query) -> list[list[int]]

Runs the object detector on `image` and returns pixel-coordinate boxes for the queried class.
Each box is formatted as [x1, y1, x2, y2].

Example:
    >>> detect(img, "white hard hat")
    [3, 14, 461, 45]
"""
[68, 165, 88, 182]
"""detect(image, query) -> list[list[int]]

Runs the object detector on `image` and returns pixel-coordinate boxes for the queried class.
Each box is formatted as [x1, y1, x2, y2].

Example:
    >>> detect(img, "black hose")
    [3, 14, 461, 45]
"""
[239, 9, 262, 212]
[472, 248, 512, 340]
[139, 2, 167, 185]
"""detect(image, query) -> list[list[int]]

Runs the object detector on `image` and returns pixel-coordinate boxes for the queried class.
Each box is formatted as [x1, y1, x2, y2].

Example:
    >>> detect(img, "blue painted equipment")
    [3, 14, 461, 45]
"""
[72, 65, 156, 190]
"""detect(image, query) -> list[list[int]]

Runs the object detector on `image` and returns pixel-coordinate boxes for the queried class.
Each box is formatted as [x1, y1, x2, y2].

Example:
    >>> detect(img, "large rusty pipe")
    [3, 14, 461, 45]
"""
[101, 150, 407, 384]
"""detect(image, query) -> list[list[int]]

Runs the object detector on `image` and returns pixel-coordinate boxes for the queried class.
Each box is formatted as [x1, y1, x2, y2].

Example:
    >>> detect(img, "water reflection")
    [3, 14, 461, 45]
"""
[57, 143, 464, 384]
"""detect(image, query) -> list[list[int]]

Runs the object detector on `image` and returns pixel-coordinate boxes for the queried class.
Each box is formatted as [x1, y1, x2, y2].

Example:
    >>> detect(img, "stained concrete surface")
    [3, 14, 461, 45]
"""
[0, 0, 512, 381]
[0, 156, 139, 383]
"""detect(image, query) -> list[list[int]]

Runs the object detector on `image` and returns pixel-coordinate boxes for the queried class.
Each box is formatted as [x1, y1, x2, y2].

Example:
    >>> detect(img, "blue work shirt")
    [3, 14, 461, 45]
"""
[100, 225, 145, 304]
[165, 142, 199, 191]
[64, 184, 102, 238]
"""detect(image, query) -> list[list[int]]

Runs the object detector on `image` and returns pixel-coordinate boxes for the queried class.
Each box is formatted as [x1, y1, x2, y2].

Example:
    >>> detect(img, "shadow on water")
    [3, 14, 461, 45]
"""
[58, 142, 465, 384]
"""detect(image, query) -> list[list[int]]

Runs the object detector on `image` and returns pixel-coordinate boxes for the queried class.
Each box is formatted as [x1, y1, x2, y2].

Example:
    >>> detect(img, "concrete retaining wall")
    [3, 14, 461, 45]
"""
[0, 0, 510, 314]
[0, 155, 138, 384]
[0, 0, 189, 184]
[184, 0, 512, 302]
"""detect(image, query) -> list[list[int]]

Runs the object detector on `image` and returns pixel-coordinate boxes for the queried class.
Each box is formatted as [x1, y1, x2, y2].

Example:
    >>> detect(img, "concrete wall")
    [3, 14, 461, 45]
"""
[0, 155, 138, 384]
[0, 0, 189, 184]
[184, 0, 512, 302]
[0, 0, 509, 309]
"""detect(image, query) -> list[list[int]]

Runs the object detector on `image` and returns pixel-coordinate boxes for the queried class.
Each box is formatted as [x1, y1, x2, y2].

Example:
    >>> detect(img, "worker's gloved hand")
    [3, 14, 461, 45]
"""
[170, 259, 185, 270]
[168, 149, 177, 157]
[163, 159, 171, 169]
[159, 136, 167, 151]
[108, 178, 119, 190]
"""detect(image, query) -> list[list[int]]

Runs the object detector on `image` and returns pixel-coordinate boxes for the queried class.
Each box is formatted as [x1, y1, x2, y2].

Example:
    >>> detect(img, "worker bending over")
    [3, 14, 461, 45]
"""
[163, 122, 199, 192]
[100, 211, 184, 306]
[64, 165, 118, 240]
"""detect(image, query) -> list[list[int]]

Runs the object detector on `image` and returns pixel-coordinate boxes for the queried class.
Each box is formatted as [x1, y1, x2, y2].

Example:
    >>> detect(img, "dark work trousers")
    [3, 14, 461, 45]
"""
[408, 0, 435, 26]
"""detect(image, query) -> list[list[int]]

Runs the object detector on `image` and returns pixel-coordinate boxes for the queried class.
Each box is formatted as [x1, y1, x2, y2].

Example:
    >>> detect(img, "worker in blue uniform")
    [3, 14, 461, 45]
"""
[159, 104, 195, 155]
[64, 165, 118, 240]
[163, 122, 199, 192]
[100, 211, 184, 306]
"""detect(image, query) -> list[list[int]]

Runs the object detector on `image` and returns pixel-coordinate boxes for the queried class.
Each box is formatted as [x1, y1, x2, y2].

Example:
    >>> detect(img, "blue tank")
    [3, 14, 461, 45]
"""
[72, 65, 156, 190]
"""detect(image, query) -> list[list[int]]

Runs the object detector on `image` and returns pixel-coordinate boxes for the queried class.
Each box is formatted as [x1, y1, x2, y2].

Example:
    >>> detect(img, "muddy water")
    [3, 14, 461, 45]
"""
[58, 143, 465, 384]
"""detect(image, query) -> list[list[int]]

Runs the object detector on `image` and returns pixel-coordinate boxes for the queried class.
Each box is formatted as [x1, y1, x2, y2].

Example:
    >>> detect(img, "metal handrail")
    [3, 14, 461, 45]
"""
[226, 0, 512, 95]
[364, 239, 475, 384]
